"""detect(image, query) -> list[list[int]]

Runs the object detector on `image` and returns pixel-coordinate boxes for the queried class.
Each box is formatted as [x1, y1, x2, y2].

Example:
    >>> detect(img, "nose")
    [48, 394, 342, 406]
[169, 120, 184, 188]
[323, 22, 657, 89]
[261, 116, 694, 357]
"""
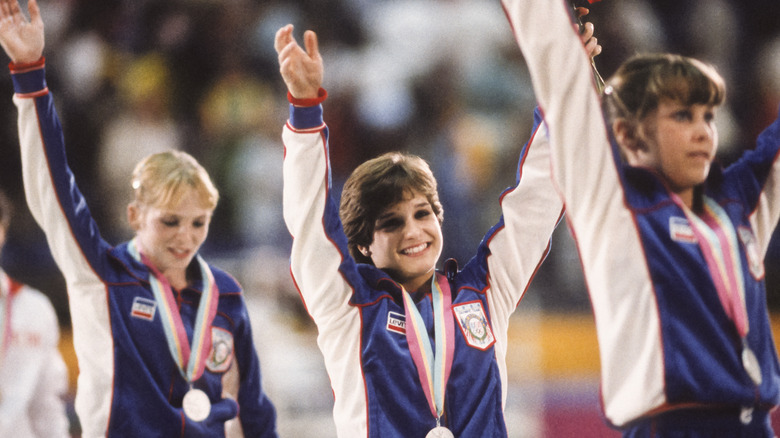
[402, 218, 423, 240]
[174, 223, 200, 242]
[693, 116, 715, 143]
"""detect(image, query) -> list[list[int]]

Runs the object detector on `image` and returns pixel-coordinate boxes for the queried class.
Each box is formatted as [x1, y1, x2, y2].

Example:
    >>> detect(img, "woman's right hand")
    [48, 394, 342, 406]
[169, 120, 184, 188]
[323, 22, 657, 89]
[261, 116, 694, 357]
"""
[0, 0, 44, 64]
[274, 24, 323, 100]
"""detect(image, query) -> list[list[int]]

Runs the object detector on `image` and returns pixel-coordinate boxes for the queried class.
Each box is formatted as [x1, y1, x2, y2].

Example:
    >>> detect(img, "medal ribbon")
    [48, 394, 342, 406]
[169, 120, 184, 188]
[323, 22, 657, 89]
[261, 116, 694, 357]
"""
[402, 273, 455, 421]
[128, 239, 219, 382]
[673, 195, 748, 337]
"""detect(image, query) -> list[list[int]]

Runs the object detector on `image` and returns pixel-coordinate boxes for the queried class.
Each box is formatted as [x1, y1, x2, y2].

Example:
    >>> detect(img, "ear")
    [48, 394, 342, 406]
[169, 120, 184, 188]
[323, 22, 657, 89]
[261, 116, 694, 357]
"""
[357, 245, 371, 258]
[127, 203, 142, 231]
[612, 118, 648, 162]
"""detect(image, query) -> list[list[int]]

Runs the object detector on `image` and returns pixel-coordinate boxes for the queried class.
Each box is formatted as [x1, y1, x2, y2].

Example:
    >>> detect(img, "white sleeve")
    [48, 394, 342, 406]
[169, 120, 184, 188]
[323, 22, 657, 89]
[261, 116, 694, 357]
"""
[281, 117, 369, 435]
[502, 0, 667, 426]
[484, 118, 563, 324]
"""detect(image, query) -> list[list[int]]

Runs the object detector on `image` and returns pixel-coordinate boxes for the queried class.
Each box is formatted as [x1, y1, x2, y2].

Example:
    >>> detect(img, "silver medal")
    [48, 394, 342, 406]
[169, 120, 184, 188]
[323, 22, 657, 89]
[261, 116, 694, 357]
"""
[182, 388, 211, 422]
[742, 346, 762, 385]
[426, 426, 455, 438]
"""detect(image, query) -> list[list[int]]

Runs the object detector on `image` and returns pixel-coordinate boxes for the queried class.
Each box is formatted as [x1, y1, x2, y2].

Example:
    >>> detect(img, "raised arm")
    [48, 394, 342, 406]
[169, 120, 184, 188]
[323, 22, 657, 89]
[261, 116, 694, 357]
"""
[276, 26, 368, 435]
[0, 0, 44, 64]
[502, 0, 613, 225]
[477, 7, 602, 325]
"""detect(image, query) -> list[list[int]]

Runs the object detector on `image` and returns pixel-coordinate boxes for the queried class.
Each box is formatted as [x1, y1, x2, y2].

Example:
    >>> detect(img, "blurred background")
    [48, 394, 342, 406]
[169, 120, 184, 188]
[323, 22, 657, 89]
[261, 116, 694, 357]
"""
[0, 0, 779, 436]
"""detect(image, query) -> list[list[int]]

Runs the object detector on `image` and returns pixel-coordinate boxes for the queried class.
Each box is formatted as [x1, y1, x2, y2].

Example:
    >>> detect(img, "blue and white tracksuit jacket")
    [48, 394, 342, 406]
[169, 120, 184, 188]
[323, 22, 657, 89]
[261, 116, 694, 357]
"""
[281, 102, 563, 437]
[10, 60, 277, 438]
[504, 0, 780, 429]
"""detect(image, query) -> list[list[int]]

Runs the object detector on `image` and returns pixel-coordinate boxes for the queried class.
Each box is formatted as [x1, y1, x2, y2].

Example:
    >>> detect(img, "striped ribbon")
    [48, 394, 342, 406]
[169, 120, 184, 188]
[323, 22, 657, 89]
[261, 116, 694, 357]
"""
[402, 272, 455, 423]
[128, 239, 219, 382]
[674, 195, 748, 337]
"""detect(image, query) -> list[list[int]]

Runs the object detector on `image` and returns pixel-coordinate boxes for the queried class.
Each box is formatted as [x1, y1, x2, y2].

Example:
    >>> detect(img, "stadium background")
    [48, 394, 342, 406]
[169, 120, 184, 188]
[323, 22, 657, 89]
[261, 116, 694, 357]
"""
[0, 0, 779, 435]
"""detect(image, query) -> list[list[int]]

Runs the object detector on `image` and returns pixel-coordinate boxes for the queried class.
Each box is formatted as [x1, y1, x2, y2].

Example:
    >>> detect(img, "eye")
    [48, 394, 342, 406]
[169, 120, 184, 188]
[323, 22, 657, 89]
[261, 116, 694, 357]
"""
[161, 218, 179, 227]
[193, 219, 206, 228]
[672, 110, 692, 122]
[704, 110, 715, 123]
[376, 217, 402, 231]
[414, 209, 432, 220]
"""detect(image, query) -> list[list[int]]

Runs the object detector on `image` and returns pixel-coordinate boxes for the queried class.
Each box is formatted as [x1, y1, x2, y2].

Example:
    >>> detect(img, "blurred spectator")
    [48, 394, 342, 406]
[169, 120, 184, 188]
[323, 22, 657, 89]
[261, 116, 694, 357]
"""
[0, 190, 70, 438]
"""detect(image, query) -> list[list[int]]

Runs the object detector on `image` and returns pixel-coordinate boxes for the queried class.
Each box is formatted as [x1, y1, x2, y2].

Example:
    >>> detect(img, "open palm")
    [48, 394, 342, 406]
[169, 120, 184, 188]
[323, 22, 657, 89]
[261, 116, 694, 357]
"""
[0, 0, 44, 64]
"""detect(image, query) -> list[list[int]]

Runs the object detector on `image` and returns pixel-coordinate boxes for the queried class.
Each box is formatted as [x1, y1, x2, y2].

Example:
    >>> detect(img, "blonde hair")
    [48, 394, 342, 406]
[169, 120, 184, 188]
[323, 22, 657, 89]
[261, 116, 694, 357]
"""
[131, 151, 219, 211]
[339, 152, 443, 264]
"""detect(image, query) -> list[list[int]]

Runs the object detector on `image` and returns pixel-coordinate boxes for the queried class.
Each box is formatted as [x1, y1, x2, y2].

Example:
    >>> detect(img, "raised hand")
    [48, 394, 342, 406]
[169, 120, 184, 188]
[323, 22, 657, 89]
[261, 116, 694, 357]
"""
[0, 0, 44, 64]
[274, 24, 323, 100]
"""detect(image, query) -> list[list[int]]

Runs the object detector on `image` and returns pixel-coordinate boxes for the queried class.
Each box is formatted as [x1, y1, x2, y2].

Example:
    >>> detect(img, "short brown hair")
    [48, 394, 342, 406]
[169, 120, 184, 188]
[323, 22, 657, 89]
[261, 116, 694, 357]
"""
[603, 53, 726, 124]
[339, 152, 443, 264]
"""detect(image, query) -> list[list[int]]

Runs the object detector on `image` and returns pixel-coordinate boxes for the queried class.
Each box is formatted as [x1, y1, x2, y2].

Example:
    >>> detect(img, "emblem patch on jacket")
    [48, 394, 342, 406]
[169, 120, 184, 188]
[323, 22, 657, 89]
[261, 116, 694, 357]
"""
[669, 216, 696, 243]
[453, 301, 495, 350]
[130, 297, 157, 321]
[738, 226, 764, 279]
[206, 327, 234, 373]
[387, 311, 406, 335]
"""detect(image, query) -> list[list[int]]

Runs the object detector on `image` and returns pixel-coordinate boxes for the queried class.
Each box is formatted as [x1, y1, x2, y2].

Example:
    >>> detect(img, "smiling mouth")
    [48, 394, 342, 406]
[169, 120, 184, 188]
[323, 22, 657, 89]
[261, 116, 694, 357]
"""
[401, 243, 429, 256]
[170, 248, 191, 259]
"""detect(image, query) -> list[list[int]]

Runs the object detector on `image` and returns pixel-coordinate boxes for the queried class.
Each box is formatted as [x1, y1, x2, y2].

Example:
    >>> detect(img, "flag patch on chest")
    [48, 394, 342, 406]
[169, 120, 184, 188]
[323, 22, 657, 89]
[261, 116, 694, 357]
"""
[130, 296, 157, 321]
[387, 311, 406, 335]
[453, 301, 495, 350]
[670, 216, 697, 243]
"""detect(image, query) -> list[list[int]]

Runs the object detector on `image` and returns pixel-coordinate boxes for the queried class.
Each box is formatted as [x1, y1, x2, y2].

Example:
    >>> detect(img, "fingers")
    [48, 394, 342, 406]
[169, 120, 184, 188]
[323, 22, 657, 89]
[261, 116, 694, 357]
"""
[0, 0, 12, 21]
[579, 22, 601, 58]
[575, 7, 589, 19]
[303, 30, 319, 61]
[28, 0, 41, 26]
[0, 0, 23, 25]
[585, 39, 601, 58]
[580, 22, 594, 41]
[7, 0, 21, 21]
[274, 24, 294, 54]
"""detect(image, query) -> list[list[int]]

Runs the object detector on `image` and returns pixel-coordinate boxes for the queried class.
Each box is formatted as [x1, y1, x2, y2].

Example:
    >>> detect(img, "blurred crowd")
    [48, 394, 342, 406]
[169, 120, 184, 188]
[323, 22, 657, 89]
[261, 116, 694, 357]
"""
[1, 0, 780, 328]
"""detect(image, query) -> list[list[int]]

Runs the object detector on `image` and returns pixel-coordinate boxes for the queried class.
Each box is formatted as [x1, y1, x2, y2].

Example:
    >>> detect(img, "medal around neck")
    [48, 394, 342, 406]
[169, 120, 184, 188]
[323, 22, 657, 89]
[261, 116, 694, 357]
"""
[426, 426, 455, 438]
[742, 345, 762, 385]
[404, 274, 455, 435]
[182, 388, 211, 422]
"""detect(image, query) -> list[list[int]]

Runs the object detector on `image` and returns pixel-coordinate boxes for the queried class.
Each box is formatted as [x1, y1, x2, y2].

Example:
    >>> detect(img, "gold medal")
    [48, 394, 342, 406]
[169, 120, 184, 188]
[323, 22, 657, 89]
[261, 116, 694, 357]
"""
[182, 388, 211, 422]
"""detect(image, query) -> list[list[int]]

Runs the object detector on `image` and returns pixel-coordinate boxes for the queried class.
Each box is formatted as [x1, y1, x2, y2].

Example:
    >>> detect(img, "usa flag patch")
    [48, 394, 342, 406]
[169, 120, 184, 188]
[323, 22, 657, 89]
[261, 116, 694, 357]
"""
[670, 216, 696, 243]
[387, 311, 406, 335]
[131, 297, 157, 321]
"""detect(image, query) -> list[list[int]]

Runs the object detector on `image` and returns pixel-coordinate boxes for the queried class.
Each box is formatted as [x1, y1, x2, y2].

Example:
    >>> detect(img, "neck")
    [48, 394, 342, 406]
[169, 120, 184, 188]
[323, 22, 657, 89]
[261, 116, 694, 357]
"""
[163, 269, 188, 291]
[402, 274, 434, 295]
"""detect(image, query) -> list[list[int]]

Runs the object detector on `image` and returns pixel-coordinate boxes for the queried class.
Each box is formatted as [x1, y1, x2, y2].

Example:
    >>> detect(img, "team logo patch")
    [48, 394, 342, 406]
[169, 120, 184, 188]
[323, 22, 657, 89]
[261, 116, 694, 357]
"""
[738, 226, 764, 279]
[206, 327, 234, 373]
[130, 297, 157, 321]
[453, 301, 495, 350]
[387, 311, 406, 335]
[669, 216, 696, 244]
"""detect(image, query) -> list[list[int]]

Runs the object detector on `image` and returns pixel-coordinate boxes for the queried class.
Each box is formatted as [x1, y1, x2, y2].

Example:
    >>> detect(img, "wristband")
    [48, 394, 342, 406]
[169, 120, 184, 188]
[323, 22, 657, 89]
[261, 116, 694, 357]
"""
[287, 87, 327, 107]
[9, 57, 45, 74]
